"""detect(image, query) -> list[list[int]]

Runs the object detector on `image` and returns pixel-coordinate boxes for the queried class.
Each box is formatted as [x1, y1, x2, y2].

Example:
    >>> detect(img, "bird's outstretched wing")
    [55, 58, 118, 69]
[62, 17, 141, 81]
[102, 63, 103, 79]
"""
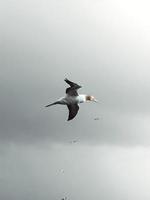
[64, 78, 81, 88]
[67, 104, 79, 121]
[64, 78, 82, 96]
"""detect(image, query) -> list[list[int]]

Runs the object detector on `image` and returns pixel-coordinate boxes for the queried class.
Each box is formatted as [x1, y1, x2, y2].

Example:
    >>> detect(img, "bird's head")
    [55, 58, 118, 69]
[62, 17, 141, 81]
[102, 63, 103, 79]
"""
[86, 95, 98, 102]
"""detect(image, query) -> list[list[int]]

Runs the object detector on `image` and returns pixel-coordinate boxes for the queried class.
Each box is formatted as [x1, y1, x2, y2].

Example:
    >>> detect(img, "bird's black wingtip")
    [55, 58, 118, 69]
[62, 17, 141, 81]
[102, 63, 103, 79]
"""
[67, 117, 72, 121]
[45, 104, 52, 107]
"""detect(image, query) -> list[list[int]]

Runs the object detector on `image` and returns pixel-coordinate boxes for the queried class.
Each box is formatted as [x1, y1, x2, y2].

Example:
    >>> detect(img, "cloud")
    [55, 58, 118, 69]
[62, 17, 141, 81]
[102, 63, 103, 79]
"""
[1, 0, 150, 147]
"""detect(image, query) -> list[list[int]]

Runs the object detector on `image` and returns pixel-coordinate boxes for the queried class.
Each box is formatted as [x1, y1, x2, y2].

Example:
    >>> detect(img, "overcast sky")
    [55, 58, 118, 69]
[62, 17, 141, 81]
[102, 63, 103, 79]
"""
[1, 0, 150, 199]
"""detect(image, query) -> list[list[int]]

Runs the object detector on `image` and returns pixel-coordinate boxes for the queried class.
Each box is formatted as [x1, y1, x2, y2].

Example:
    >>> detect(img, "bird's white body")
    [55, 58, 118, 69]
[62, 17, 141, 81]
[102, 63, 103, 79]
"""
[76, 94, 86, 103]
[58, 94, 86, 105]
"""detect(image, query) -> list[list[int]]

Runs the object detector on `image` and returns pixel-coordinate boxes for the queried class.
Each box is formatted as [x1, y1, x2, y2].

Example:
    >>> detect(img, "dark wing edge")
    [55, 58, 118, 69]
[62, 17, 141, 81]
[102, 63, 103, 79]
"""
[64, 78, 82, 89]
[67, 104, 79, 121]
[64, 78, 82, 96]
[66, 87, 78, 96]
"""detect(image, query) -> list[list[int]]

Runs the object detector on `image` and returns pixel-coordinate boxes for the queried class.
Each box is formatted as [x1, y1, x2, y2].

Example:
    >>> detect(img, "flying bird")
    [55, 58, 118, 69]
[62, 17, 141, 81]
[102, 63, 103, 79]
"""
[69, 140, 78, 144]
[61, 197, 67, 200]
[94, 117, 100, 120]
[45, 78, 98, 121]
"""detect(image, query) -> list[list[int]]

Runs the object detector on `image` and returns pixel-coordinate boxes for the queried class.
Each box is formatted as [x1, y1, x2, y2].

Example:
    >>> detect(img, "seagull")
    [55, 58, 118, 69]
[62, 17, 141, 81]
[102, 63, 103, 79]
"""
[45, 78, 98, 121]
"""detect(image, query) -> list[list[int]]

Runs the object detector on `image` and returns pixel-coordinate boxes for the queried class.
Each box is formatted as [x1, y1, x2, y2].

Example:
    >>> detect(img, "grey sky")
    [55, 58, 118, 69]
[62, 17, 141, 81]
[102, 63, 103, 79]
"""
[1, 0, 150, 199]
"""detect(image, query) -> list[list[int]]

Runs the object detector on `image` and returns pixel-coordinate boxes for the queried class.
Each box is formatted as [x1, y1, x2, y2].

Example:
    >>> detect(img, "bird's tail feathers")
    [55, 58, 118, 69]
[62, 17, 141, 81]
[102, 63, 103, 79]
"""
[45, 101, 59, 107]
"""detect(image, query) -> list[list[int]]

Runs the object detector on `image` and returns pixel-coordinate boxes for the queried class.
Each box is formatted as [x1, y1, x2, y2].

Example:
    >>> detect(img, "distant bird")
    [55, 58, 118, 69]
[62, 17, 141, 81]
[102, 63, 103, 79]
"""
[69, 140, 78, 144]
[59, 169, 65, 174]
[45, 78, 98, 121]
[94, 117, 100, 120]
[61, 197, 67, 200]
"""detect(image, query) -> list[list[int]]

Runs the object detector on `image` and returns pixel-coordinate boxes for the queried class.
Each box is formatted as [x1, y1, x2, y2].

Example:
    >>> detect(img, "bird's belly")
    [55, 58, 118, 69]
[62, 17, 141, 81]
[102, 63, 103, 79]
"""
[76, 95, 85, 103]
[65, 96, 78, 104]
